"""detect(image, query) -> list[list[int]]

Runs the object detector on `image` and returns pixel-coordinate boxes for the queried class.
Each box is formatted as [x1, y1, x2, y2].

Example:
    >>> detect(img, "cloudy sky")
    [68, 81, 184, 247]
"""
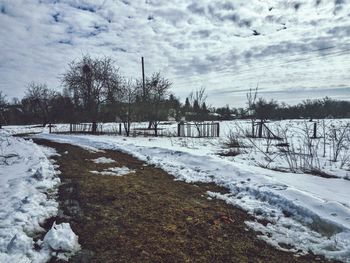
[0, 0, 349, 107]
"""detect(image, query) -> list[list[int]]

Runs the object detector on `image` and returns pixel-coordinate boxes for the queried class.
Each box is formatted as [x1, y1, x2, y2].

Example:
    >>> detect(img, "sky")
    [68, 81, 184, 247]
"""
[0, 0, 349, 107]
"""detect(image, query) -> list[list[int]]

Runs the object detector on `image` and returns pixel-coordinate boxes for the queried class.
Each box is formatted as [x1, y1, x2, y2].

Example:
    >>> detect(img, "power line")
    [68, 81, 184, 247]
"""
[173, 47, 350, 86]
[141, 57, 145, 96]
[171, 46, 350, 86]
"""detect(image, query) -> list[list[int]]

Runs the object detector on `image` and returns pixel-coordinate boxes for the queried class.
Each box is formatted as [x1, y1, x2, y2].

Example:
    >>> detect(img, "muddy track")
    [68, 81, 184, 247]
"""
[33, 138, 336, 263]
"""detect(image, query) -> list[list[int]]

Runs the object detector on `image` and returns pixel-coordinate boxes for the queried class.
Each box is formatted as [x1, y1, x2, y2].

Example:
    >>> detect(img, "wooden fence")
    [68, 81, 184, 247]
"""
[250, 121, 282, 140]
[130, 127, 176, 137]
[69, 123, 103, 133]
[50, 123, 116, 135]
[50, 122, 220, 138]
[50, 123, 176, 137]
[177, 122, 220, 138]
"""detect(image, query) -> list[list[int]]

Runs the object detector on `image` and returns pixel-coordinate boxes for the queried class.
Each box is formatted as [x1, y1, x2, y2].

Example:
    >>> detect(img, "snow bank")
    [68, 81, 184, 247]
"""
[42, 222, 80, 260]
[35, 132, 350, 262]
[0, 131, 79, 262]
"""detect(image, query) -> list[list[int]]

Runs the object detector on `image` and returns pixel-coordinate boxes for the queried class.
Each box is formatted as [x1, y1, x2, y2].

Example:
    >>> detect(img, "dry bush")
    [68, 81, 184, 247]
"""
[339, 133, 350, 169]
[224, 130, 243, 148]
[226, 122, 278, 166]
[221, 126, 248, 156]
[329, 123, 350, 162]
[279, 122, 322, 174]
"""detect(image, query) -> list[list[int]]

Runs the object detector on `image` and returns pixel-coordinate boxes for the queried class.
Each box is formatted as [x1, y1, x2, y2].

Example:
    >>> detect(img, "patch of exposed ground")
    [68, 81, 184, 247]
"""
[33, 138, 337, 263]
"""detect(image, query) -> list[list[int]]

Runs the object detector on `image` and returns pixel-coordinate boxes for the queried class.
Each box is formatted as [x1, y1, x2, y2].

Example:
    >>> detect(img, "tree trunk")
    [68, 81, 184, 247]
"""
[154, 123, 158, 137]
[92, 121, 97, 133]
[123, 121, 130, 137]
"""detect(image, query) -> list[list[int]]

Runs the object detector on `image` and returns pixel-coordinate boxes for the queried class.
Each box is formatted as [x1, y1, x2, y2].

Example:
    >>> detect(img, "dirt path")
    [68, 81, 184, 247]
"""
[33, 139, 335, 263]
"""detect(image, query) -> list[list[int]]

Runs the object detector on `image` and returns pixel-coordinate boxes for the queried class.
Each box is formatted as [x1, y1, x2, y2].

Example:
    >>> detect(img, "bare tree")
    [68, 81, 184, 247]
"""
[117, 79, 138, 136]
[145, 72, 172, 136]
[22, 83, 55, 126]
[246, 84, 259, 137]
[189, 87, 207, 117]
[246, 84, 258, 115]
[188, 87, 209, 136]
[135, 77, 153, 125]
[62, 55, 122, 132]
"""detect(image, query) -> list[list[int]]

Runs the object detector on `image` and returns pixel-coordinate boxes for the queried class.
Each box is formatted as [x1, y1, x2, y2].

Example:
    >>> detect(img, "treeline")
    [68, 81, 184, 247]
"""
[0, 55, 349, 132]
[213, 97, 350, 120]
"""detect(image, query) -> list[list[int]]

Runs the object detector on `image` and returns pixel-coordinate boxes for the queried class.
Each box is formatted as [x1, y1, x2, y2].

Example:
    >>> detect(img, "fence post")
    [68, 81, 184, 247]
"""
[216, 123, 220, 137]
[70, 123, 72, 133]
[258, 121, 263, 138]
[313, 122, 317, 138]
[92, 122, 97, 134]
[119, 123, 122, 135]
[177, 123, 181, 137]
[49, 123, 52, 134]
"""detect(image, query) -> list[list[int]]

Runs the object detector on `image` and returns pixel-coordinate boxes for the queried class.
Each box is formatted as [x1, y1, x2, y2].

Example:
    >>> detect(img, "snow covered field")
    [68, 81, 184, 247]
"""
[0, 131, 80, 262]
[3, 119, 350, 261]
[12, 119, 349, 178]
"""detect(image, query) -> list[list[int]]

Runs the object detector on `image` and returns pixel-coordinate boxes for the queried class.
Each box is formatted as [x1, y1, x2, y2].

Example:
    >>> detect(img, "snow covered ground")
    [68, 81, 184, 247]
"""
[0, 130, 80, 262]
[3, 119, 350, 261]
[6, 119, 350, 179]
[31, 124, 350, 262]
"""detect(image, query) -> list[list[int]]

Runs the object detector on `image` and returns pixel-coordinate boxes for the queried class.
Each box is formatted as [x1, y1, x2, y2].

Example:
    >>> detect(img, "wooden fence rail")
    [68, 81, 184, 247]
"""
[50, 122, 220, 138]
[177, 122, 220, 138]
[51, 123, 177, 137]
[69, 123, 104, 133]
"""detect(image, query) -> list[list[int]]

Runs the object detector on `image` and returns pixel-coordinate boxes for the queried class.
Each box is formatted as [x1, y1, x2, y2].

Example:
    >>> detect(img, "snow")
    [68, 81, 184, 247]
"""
[90, 166, 135, 176]
[91, 157, 116, 164]
[107, 166, 135, 176]
[33, 124, 350, 262]
[0, 130, 80, 262]
[42, 222, 80, 260]
[8, 118, 349, 180]
[3, 124, 48, 135]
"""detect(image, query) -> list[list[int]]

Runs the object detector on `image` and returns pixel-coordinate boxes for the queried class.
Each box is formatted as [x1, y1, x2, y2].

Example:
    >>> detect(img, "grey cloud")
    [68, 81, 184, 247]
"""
[192, 29, 211, 38]
[242, 38, 343, 62]
[315, 0, 322, 6]
[187, 3, 206, 15]
[1, 3, 6, 14]
[152, 8, 187, 27]
[335, 0, 345, 5]
[327, 26, 350, 37]
[0, 0, 349, 107]
[172, 42, 190, 50]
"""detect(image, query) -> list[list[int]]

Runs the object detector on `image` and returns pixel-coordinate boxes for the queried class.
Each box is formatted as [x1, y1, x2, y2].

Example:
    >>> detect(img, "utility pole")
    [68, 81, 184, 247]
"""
[141, 57, 145, 97]
[142, 56, 151, 129]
